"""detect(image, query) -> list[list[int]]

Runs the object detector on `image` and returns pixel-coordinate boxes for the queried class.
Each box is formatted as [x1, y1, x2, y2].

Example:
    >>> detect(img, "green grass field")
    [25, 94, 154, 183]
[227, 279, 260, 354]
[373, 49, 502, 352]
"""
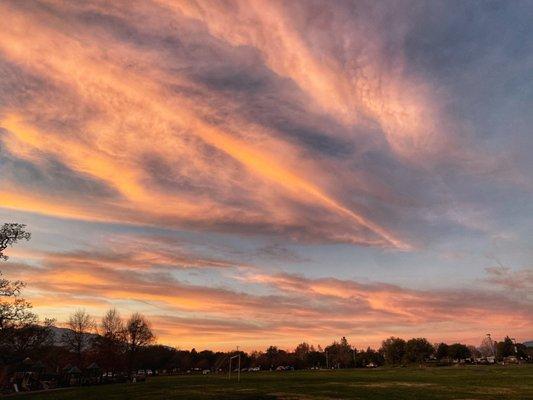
[22, 365, 533, 400]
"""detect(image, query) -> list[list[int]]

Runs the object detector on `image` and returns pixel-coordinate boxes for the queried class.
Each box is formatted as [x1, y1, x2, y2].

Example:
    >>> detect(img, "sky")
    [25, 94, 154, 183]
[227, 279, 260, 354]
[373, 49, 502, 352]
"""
[0, 0, 532, 351]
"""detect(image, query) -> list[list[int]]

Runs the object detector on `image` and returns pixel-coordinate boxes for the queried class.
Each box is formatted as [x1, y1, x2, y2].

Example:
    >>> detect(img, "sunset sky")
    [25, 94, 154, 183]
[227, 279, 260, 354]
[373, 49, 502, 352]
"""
[0, 0, 532, 351]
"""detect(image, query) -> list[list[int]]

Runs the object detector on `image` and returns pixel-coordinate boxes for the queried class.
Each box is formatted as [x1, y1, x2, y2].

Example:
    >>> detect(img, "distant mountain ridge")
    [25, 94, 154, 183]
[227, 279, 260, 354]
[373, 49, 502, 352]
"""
[49, 326, 97, 345]
[524, 340, 533, 348]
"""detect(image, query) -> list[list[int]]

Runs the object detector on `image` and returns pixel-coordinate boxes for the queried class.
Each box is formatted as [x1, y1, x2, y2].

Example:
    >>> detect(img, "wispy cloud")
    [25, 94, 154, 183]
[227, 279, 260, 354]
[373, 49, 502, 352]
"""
[485, 267, 533, 292]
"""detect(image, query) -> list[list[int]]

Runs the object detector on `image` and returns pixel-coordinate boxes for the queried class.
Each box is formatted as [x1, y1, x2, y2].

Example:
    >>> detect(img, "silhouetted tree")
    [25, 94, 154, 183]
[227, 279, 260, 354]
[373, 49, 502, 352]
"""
[138, 345, 177, 373]
[404, 338, 434, 363]
[294, 342, 311, 369]
[515, 343, 528, 360]
[62, 309, 96, 366]
[294, 342, 310, 360]
[380, 337, 406, 365]
[435, 342, 449, 361]
[0, 274, 37, 364]
[10, 318, 55, 357]
[356, 347, 384, 367]
[447, 343, 470, 361]
[94, 308, 126, 375]
[307, 346, 325, 368]
[0, 223, 31, 261]
[0, 224, 52, 369]
[496, 336, 515, 360]
[325, 337, 353, 368]
[125, 313, 154, 374]
[0, 223, 35, 350]
[0, 277, 36, 332]
[265, 346, 279, 369]
[101, 308, 125, 339]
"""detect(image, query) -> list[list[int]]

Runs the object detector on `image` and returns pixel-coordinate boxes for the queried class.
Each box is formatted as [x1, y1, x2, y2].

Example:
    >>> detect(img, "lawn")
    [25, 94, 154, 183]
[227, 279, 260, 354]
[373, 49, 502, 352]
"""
[21, 365, 533, 400]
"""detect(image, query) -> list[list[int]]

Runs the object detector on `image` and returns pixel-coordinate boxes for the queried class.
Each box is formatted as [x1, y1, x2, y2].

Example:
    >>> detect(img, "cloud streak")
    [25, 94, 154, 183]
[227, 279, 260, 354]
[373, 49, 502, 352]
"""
[4, 248, 531, 349]
[0, 0, 412, 248]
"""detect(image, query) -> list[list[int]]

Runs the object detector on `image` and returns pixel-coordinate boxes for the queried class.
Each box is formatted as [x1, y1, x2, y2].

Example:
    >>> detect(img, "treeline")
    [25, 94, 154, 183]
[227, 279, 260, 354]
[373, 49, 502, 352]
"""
[110, 335, 529, 372]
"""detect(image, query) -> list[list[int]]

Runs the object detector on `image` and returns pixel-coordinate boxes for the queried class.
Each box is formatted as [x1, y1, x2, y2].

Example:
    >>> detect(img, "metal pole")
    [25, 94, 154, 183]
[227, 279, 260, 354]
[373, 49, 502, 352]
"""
[487, 334, 495, 357]
[237, 353, 241, 382]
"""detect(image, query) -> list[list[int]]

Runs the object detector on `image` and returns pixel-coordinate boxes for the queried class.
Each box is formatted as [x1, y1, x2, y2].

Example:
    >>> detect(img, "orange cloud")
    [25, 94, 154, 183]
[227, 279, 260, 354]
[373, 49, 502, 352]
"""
[5, 249, 531, 350]
[165, 0, 447, 158]
[0, 0, 408, 248]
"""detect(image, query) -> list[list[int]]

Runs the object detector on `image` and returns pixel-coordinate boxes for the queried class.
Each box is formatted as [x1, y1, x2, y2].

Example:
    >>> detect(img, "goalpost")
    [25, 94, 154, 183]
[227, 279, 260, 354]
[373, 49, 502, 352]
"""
[228, 353, 241, 382]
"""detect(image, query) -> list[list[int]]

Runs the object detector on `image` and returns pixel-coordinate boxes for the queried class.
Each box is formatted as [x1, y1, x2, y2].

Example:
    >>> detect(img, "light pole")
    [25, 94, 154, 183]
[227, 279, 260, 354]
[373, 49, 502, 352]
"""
[486, 334, 495, 357]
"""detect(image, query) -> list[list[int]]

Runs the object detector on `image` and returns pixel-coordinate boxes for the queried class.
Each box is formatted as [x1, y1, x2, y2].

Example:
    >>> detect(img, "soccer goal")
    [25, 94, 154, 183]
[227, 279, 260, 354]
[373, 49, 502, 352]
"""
[228, 353, 241, 382]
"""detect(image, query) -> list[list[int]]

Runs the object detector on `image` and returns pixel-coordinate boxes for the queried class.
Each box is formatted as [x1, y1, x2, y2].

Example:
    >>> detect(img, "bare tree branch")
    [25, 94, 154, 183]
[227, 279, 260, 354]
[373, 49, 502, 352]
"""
[0, 223, 31, 261]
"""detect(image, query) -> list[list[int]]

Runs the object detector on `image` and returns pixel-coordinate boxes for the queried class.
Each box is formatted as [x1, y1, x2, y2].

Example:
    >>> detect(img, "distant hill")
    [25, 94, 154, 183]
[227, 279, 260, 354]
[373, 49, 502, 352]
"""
[524, 340, 533, 348]
[49, 326, 97, 345]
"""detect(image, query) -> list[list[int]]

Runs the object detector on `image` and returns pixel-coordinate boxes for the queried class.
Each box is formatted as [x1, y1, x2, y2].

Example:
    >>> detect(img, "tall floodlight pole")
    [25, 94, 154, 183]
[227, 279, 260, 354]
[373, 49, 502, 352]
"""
[486, 334, 495, 357]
